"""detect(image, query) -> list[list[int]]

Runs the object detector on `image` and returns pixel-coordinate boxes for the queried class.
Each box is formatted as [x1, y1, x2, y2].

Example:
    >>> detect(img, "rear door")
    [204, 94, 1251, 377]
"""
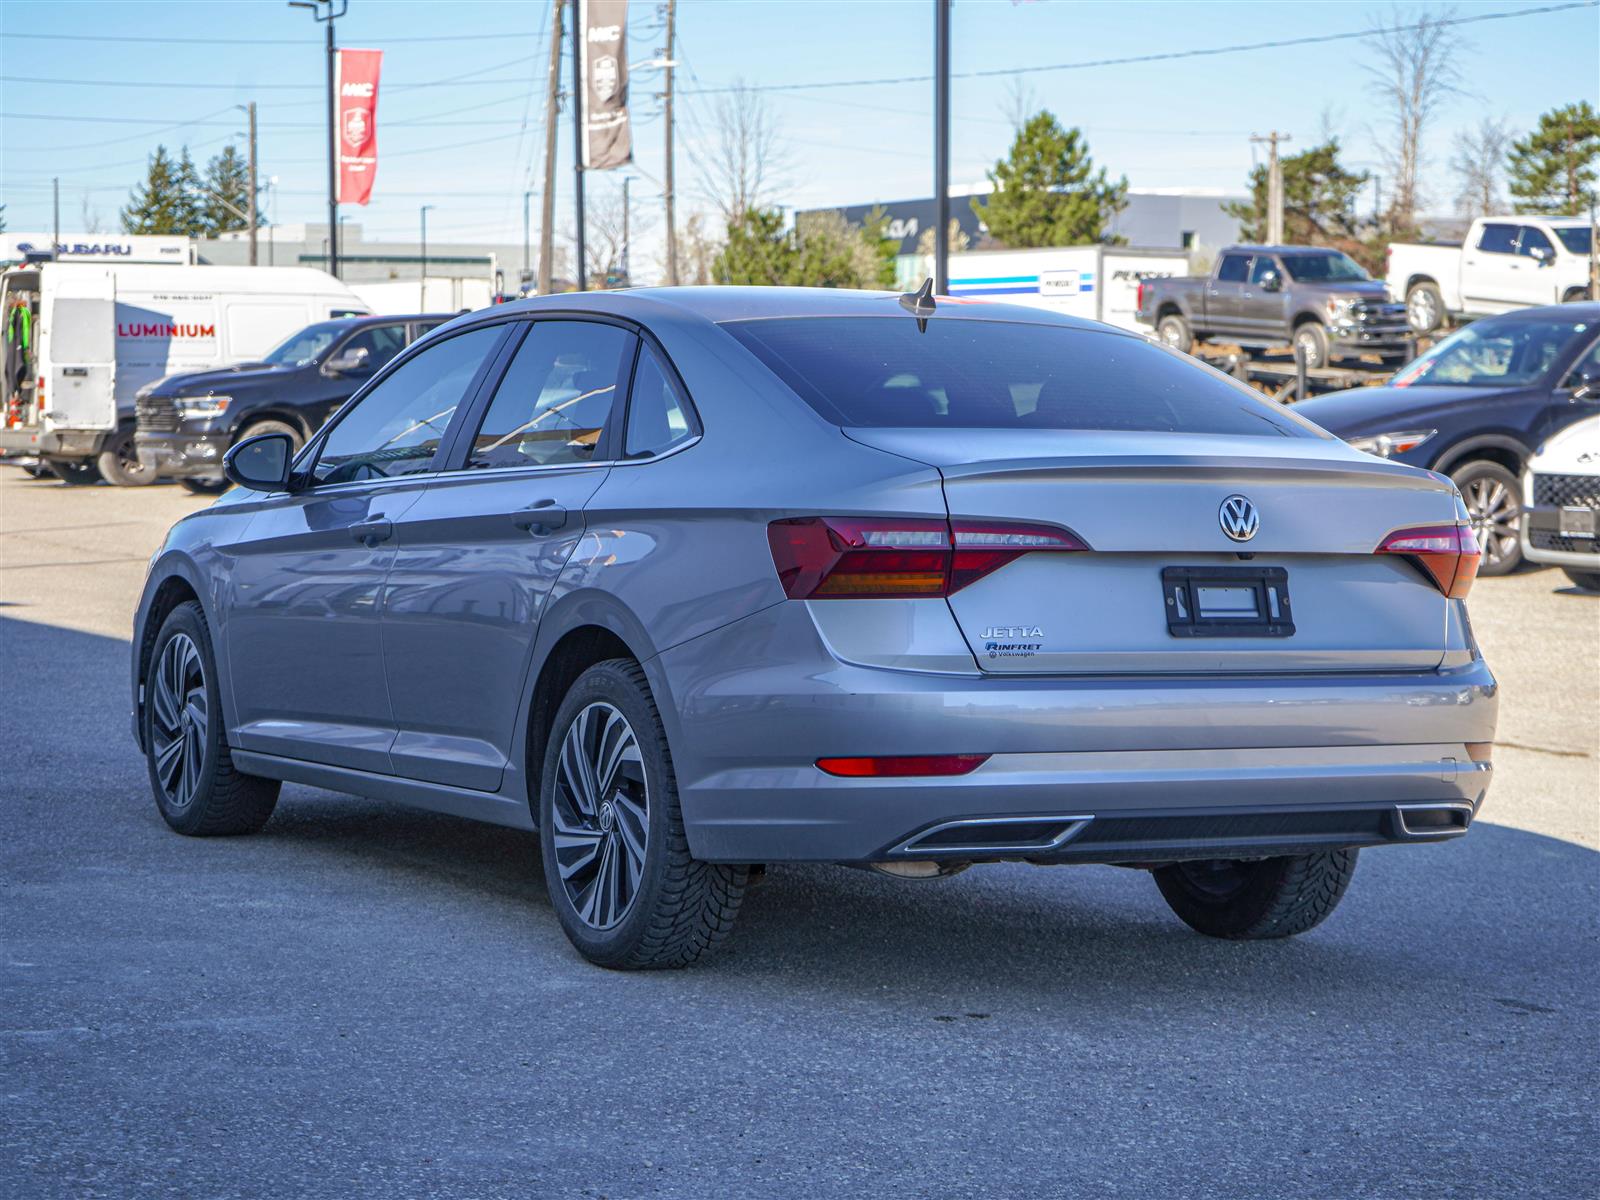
[1204, 253, 1251, 333]
[380, 317, 633, 790]
[41, 267, 116, 431]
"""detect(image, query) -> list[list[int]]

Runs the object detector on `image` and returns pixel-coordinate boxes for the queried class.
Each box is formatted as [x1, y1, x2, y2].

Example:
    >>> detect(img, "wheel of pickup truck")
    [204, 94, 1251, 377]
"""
[1156, 313, 1192, 353]
[180, 477, 230, 496]
[97, 426, 157, 487]
[46, 458, 103, 486]
[1153, 850, 1359, 939]
[1406, 281, 1445, 333]
[238, 419, 303, 455]
[1563, 287, 1593, 304]
[1291, 320, 1330, 369]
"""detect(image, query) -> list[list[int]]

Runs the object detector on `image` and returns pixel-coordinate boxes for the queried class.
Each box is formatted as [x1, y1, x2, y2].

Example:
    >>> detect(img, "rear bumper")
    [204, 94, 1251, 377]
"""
[135, 429, 229, 478]
[656, 602, 1498, 864]
[0, 427, 105, 457]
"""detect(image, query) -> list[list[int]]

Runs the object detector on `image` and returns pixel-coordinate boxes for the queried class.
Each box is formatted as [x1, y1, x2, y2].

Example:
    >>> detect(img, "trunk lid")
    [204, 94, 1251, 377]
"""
[848, 428, 1461, 674]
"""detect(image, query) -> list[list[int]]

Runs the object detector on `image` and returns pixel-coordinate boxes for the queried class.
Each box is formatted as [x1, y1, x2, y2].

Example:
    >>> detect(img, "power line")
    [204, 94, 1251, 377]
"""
[0, 29, 538, 45]
[678, 1, 1598, 95]
[0, 54, 540, 93]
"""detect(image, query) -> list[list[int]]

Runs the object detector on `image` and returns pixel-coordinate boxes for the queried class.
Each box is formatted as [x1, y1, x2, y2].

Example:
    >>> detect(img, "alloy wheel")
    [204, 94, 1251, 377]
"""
[150, 633, 208, 810]
[1407, 289, 1437, 332]
[551, 702, 650, 930]
[1462, 475, 1519, 569]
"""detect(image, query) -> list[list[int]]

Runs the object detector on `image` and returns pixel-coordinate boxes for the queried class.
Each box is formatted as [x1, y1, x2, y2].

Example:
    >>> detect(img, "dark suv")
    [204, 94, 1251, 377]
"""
[135, 314, 448, 493]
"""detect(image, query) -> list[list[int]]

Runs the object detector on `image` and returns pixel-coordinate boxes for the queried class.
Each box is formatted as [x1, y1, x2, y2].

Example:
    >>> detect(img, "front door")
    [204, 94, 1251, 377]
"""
[1462, 221, 1522, 313]
[381, 318, 635, 790]
[1238, 254, 1286, 339]
[225, 323, 507, 772]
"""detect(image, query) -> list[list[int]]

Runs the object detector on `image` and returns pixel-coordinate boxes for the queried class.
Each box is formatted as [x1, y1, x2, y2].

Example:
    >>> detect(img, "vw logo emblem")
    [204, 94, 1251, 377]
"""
[1219, 494, 1260, 542]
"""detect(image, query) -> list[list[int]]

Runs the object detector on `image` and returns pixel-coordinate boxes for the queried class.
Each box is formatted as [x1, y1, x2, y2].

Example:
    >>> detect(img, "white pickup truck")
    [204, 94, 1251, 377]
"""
[1387, 215, 1595, 333]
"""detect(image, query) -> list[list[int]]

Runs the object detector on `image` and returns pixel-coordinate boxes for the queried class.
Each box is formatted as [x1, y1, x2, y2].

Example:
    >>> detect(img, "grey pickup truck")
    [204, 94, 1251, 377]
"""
[1135, 244, 1411, 368]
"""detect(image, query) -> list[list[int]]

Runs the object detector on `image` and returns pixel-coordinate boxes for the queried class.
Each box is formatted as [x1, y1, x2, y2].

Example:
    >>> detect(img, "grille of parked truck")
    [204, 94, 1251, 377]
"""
[1387, 216, 1597, 334]
[1135, 245, 1411, 369]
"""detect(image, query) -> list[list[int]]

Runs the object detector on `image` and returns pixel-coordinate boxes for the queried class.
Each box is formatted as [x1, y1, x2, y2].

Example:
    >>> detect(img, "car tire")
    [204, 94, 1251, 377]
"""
[45, 458, 102, 486]
[97, 426, 158, 487]
[143, 600, 279, 837]
[239, 419, 304, 454]
[1291, 320, 1330, 369]
[1561, 287, 1592, 304]
[1156, 313, 1192, 353]
[1451, 459, 1522, 576]
[1561, 568, 1600, 592]
[538, 658, 748, 969]
[179, 477, 230, 496]
[1153, 850, 1358, 940]
[1406, 281, 1445, 333]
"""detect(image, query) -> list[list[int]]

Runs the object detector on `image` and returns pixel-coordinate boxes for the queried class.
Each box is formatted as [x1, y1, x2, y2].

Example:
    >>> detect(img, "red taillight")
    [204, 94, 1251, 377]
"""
[1376, 524, 1480, 599]
[816, 754, 990, 777]
[767, 517, 1088, 599]
[1137, 281, 1148, 311]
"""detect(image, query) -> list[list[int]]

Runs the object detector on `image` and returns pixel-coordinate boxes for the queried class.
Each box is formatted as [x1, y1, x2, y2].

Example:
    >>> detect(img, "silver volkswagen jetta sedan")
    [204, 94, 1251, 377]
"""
[132, 287, 1497, 968]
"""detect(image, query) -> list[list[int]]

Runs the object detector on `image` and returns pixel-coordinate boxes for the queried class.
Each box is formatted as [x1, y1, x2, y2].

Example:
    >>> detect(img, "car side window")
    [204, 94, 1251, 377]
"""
[337, 324, 408, 373]
[625, 344, 696, 458]
[1517, 226, 1555, 259]
[465, 320, 630, 470]
[1216, 254, 1249, 283]
[1560, 337, 1600, 390]
[311, 325, 502, 486]
[1477, 223, 1518, 255]
[1248, 256, 1278, 284]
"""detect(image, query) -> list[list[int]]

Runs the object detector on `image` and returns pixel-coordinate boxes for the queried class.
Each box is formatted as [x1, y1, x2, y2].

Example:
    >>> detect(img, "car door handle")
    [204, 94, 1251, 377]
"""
[350, 516, 393, 547]
[511, 500, 568, 534]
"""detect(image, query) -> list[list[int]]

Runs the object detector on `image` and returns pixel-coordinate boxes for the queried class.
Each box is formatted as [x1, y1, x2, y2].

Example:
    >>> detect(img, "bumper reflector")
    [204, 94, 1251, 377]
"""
[816, 754, 991, 778]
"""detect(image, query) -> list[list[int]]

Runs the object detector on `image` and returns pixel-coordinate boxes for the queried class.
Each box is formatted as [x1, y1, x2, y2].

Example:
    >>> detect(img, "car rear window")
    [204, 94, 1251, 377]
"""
[723, 316, 1320, 438]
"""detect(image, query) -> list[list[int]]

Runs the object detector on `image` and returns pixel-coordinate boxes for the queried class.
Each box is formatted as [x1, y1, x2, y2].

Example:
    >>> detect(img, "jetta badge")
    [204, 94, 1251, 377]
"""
[1219, 494, 1260, 542]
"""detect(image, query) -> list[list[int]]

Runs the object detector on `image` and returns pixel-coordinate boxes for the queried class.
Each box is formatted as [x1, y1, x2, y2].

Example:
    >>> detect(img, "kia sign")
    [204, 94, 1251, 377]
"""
[336, 49, 382, 206]
[581, 0, 631, 171]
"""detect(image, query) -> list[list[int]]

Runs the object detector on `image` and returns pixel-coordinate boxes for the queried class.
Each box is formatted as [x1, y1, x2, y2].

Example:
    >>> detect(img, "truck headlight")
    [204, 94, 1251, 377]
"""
[173, 395, 232, 418]
[1325, 297, 1356, 321]
[1348, 429, 1436, 458]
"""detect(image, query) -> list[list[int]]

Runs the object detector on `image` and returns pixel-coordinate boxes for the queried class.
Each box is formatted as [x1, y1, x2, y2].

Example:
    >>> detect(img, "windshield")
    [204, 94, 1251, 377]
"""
[1393, 314, 1593, 388]
[1554, 226, 1593, 255]
[1280, 251, 1370, 283]
[262, 322, 346, 366]
[723, 317, 1322, 438]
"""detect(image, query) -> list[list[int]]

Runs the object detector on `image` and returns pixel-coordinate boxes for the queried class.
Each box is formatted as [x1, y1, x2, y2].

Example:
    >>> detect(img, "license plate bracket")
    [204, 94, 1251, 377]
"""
[1162, 565, 1295, 639]
[1558, 505, 1597, 539]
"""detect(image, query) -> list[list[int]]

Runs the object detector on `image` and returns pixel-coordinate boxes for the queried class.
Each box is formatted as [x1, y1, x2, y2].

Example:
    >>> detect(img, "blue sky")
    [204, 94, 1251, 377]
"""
[3, 0, 1597, 279]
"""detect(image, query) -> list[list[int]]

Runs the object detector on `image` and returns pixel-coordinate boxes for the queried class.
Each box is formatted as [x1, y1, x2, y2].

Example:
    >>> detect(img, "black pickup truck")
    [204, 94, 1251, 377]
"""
[1135, 244, 1411, 368]
[135, 313, 447, 493]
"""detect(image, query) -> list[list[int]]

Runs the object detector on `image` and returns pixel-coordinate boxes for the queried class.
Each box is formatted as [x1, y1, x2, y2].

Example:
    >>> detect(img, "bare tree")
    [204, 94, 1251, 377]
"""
[693, 80, 789, 224]
[1451, 116, 1513, 218]
[674, 212, 720, 284]
[79, 194, 103, 235]
[1001, 77, 1039, 134]
[585, 180, 655, 286]
[1364, 5, 1464, 233]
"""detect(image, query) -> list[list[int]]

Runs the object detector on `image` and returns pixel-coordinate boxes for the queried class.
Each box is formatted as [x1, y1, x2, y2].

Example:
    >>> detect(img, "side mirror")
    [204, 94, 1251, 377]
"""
[1529, 244, 1554, 265]
[1259, 271, 1282, 292]
[223, 432, 293, 493]
[324, 345, 371, 375]
[1573, 365, 1600, 400]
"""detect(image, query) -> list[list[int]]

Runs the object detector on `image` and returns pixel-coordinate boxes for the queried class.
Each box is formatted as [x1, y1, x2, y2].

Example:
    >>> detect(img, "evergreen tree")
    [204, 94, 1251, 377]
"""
[120, 145, 204, 236]
[1223, 139, 1371, 243]
[716, 208, 890, 288]
[970, 112, 1127, 248]
[1508, 102, 1600, 215]
[200, 145, 256, 236]
[859, 206, 900, 288]
[714, 209, 797, 285]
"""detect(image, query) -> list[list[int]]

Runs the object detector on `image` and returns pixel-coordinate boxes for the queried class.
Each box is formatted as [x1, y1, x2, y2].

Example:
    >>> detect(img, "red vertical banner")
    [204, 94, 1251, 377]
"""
[336, 49, 382, 206]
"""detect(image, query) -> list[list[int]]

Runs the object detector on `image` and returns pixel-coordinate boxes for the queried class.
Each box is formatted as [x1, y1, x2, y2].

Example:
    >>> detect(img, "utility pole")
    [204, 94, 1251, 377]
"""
[1251, 130, 1291, 244]
[571, 0, 587, 291]
[933, 0, 951, 293]
[420, 205, 434, 311]
[662, 0, 678, 285]
[538, 0, 564, 294]
[52, 178, 59, 257]
[238, 102, 259, 265]
[289, 1, 346, 277]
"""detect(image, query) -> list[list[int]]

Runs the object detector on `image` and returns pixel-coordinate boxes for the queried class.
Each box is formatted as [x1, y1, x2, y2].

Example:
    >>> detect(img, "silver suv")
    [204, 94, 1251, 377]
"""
[132, 287, 1497, 968]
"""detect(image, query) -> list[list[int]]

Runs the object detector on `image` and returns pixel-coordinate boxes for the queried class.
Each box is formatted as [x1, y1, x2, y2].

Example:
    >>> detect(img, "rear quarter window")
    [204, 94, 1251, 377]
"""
[722, 316, 1321, 439]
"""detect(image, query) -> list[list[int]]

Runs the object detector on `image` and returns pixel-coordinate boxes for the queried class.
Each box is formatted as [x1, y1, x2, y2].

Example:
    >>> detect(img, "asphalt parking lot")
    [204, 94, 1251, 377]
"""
[2, 469, 1596, 1199]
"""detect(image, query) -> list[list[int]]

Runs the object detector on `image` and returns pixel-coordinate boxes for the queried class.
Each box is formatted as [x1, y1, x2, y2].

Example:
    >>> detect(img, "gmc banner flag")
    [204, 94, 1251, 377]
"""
[581, 0, 632, 170]
[336, 49, 382, 205]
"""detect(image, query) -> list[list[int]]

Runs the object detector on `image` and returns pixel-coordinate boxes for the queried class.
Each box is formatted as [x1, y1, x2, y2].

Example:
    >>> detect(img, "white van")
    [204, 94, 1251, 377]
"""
[0, 262, 367, 484]
[945, 245, 1193, 333]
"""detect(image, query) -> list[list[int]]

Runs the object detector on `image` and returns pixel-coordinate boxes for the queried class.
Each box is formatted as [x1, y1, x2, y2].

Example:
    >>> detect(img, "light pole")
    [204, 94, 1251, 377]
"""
[570, 0, 586, 291]
[288, 0, 346, 278]
[235, 102, 258, 265]
[420, 204, 434, 311]
[621, 175, 632, 286]
[933, 0, 950, 294]
[522, 189, 533, 291]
